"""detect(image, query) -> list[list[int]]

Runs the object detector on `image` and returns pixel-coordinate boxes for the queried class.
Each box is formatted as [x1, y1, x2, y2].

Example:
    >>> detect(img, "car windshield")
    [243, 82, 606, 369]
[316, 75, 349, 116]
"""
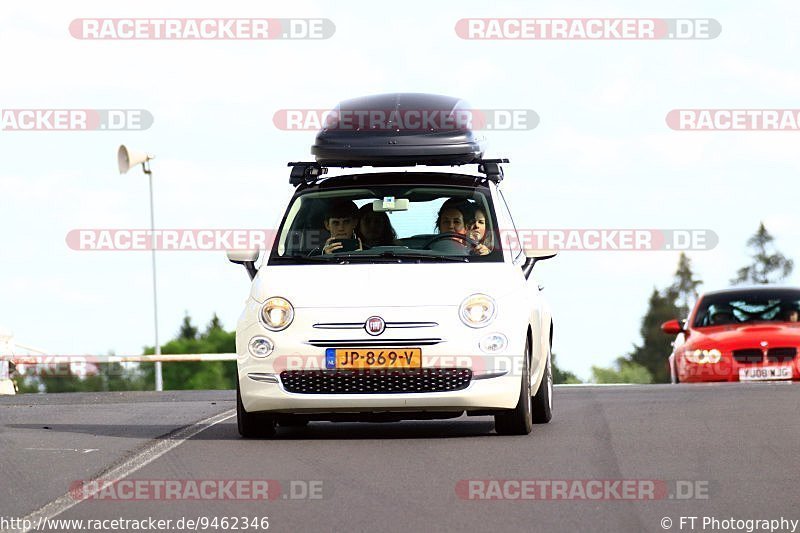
[693, 289, 800, 327]
[268, 183, 503, 264]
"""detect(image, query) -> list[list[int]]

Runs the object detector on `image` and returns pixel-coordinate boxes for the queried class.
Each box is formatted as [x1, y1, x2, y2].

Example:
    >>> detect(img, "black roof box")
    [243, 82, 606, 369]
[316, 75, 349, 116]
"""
[311, 93, 485, 167]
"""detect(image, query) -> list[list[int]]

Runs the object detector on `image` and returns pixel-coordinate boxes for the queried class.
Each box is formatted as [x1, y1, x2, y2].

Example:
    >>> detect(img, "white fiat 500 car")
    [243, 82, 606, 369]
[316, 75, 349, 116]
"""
[228, 93, 556, 437]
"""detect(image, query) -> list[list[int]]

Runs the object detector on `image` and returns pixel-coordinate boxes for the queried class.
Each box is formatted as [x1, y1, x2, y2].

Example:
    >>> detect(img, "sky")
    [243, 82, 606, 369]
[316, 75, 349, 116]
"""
[2, 0, 799, 381]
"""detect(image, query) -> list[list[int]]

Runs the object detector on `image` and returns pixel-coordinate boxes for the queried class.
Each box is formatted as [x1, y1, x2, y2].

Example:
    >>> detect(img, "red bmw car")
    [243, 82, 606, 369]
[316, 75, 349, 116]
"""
[661, 287, 800, 383]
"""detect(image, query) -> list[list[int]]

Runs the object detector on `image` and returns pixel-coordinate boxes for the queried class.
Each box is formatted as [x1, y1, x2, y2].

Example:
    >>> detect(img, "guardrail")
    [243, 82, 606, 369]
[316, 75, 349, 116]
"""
[0, 354, 238, 395]
[0, 354, 237, 363]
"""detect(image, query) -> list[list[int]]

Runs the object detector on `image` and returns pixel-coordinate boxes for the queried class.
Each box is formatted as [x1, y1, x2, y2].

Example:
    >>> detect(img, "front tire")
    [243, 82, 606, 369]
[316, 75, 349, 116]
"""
[531, 340, 553, 424]
[237, 382, 276, 438]
[494, 338, 533, 435]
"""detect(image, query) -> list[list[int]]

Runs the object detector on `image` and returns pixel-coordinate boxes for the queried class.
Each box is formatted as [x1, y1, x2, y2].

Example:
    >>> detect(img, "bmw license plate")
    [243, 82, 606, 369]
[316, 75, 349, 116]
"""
[325, 348, 422, 370]
[738, 366, 793, 381]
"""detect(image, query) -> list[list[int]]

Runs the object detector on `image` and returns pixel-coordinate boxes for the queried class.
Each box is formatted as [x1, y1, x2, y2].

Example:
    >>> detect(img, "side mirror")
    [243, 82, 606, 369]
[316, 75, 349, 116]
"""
[524, 248, 559, 261]
[661, 319, 684, 335]
[521, 248, 558, 279]
[227, 249, 260, 280]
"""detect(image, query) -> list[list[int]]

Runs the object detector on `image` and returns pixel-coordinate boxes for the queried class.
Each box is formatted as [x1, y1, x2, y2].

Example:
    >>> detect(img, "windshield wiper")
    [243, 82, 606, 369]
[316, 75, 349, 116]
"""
[272, 252, 469, 264]
[271, 253, 405, 264]
[271, 254, 341, 263]
[370, 251, 469, 262]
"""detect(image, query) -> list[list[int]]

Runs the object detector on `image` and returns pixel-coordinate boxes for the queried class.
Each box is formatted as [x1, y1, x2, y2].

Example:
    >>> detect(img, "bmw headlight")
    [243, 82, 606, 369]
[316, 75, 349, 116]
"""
[459, 294, 496, 328]
[260, 297, 294, 331]
[686, 348, 722, 364]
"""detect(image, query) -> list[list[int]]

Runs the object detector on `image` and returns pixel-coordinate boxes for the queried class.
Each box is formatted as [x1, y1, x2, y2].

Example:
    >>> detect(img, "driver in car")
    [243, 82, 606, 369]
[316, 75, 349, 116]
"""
[322, 199, 363, 254]
[435, 199, 490, 256]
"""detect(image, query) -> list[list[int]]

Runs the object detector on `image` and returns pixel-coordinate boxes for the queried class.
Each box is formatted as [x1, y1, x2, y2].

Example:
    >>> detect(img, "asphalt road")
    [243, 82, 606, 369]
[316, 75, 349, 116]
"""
[1, 384, 799, 533]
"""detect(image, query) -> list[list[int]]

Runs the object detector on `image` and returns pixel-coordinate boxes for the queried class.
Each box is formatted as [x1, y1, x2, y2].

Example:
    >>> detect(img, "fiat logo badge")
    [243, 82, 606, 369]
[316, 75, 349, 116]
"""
[365, 316, 386, 336]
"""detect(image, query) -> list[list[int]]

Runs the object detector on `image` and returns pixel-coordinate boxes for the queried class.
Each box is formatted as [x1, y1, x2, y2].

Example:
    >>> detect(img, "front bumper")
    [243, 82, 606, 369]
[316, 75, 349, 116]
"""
[239, 371, 520, 414]
[678, 357, 800, 382]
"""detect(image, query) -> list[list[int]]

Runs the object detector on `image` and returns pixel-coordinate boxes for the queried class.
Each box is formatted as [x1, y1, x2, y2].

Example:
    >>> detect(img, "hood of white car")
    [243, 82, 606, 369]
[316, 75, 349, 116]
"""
[249, 262, 521, 307]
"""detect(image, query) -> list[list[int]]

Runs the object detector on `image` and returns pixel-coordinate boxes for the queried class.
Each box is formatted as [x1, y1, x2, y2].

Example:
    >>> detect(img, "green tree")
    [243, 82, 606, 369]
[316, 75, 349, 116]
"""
[141, 313, 236, 390]
[551, 352, 581, 384]
[105, 361, 150, 391]
[627, 254, 701, 383]
[207, 313, 223, 332]
[667, 252, 703, 317]
[628, 288, 681, 383]
[591, 357, 653, 384]
[732, 222, 794, 285]
[178, 312, 199, 340]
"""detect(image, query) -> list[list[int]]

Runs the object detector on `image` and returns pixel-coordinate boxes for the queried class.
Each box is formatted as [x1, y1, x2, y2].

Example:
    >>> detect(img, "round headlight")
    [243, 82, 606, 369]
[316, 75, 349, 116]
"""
[248, 336, 274, 358]
[260, 297, 294, 331]
[459, 294, 496, 328]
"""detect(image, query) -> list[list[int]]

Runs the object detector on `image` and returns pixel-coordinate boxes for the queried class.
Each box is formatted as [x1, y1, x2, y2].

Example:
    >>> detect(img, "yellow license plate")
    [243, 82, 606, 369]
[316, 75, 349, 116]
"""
[330, 348, 422, 369]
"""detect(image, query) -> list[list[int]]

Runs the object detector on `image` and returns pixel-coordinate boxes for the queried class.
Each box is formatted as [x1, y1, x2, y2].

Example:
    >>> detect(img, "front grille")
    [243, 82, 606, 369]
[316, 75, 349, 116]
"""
[733, 347, 798, 364]
[280, 368, 472, 394]
[768, 347, 797, 363]
[305, 338, 442, 347]
[733, 349, 763, 364]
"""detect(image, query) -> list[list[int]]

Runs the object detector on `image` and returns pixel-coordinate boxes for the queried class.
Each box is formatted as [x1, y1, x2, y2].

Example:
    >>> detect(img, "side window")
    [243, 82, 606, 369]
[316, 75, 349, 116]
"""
[496, 189, 523, 262]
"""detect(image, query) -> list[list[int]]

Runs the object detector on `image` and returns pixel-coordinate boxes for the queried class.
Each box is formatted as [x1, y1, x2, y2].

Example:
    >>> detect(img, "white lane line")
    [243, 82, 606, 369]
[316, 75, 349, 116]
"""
[11, 409, 235, 533]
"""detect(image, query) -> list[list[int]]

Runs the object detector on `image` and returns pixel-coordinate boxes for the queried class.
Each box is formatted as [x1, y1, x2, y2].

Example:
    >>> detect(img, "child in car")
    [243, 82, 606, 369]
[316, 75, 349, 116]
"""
[321, 199, 363, 254]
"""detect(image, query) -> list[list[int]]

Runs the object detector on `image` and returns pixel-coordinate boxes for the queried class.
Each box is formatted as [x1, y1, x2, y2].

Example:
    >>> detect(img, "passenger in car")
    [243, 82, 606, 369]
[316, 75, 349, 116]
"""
[322, 200, 362, 254]
[465, 204, 492, 256]
[783, 308, 799, 322]
[356, 203, 397, 248]
[435, 199, 490, 256]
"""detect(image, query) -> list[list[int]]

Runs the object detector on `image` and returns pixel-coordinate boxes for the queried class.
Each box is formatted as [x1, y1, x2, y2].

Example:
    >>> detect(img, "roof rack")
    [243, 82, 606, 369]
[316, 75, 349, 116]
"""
[288, 162, 328, 186]
[476, 159, 509, 183]
[287, 158, 510, 186]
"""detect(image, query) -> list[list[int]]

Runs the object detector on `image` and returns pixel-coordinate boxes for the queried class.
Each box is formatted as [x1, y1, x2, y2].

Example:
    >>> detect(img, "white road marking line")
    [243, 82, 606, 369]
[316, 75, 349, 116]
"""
[11, 409, 235, 533]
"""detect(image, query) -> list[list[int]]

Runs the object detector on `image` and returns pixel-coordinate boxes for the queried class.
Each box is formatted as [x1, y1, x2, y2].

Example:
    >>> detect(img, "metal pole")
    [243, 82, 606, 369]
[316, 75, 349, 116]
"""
[0, 331, 15, 395]
[144, 162, 163, 391]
